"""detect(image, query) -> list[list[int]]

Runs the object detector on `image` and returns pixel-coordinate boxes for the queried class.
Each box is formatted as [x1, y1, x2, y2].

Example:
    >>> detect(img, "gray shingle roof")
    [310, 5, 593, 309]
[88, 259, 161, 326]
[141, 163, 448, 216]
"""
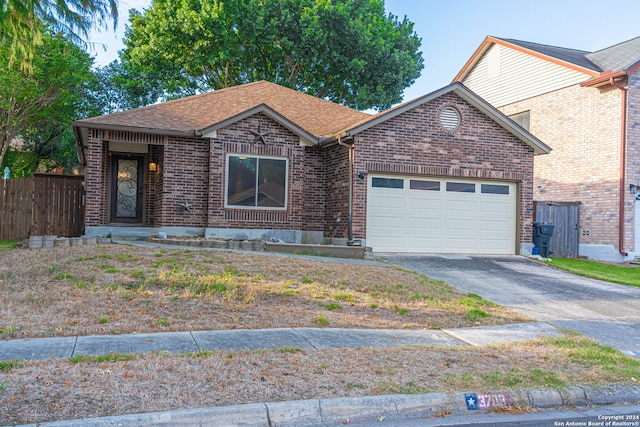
[585, 36, 640, 72]
[495, 38, 601, 71]
[494, 36, 640, 73]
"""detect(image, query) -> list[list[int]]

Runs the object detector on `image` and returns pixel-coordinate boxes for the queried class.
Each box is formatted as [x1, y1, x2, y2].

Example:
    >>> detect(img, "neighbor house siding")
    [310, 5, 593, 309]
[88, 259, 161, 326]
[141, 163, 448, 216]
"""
[464, 44, 591, 107]
[626, 70, 640, 250]
[499, 83, 623, 248]
[351, 92, 535, 247]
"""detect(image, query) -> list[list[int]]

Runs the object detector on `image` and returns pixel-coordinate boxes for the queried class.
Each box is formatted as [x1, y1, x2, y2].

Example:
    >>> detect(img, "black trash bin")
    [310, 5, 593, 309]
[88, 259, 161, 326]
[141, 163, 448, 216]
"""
[533, 222, 554, 257]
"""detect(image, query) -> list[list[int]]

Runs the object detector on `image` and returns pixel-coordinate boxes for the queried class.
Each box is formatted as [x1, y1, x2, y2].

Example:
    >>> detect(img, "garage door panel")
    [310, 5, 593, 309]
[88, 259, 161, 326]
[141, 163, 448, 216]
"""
[406, 237, 442, 251]
[407, 217, 441, 229]
[368, 194, 405, 208]
[408, 197, 441, 210]
[367, 176, 516, 254]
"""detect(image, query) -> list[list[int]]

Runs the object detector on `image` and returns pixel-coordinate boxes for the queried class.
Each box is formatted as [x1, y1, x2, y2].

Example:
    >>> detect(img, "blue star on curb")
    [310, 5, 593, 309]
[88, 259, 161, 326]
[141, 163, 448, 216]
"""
[464, 393, 478, 410]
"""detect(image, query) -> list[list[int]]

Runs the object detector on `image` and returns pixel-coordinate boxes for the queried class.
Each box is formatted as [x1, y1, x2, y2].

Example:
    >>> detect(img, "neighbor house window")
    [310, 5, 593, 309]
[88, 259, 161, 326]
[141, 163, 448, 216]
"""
[226, 155, 287, 208]
[509, 111, 530, 131]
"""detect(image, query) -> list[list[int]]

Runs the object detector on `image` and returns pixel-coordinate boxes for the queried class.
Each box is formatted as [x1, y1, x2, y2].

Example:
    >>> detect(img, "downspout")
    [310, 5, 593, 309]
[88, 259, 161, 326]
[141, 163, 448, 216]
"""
[337, 137, 354, 243]
[611, 77, 629, 257]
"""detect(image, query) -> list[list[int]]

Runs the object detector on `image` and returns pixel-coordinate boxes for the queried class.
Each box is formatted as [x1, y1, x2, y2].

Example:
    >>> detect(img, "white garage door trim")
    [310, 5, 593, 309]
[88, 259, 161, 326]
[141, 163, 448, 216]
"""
[366, 175, 517, 254]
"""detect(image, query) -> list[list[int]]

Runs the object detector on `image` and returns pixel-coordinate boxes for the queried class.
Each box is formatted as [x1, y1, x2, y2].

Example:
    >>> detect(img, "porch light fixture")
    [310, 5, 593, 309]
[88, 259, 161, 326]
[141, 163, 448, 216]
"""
[149, 162, 157, 172]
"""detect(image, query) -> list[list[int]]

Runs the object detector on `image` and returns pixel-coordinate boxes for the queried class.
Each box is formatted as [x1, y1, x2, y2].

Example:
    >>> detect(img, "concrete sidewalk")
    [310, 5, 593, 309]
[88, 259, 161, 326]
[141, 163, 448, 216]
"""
[0, 322, 561, 361]
[6, 323, 640, 427]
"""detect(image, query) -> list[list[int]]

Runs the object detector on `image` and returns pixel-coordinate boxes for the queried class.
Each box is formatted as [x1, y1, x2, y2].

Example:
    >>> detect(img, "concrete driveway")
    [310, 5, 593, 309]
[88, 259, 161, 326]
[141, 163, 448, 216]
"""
[384, 255, 640, 357]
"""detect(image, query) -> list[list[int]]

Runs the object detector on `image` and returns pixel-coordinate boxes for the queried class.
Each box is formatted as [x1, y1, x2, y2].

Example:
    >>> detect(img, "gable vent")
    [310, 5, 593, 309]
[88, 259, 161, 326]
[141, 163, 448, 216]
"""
[440, 107, 461, 131]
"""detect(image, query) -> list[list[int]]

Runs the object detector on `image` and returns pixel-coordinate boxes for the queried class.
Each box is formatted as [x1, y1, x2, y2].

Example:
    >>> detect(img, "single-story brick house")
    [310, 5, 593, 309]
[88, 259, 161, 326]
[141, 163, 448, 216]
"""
[73, 80, 550, 255]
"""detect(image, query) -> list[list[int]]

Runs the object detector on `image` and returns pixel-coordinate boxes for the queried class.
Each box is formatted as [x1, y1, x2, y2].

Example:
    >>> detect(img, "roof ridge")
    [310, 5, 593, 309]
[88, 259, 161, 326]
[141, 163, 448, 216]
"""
[495, 36, 591, 55]
[588, 35, 640, 56]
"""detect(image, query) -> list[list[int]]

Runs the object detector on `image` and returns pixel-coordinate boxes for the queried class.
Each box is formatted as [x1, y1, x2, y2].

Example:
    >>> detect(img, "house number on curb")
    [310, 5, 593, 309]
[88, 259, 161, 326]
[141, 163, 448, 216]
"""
[464, 392, 510, 410]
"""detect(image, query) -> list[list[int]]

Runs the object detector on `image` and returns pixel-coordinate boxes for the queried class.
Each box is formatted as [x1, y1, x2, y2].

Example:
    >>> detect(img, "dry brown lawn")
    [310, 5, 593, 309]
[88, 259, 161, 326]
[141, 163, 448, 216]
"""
[0, 244, 526, 339]
[1, 244, 639, 425]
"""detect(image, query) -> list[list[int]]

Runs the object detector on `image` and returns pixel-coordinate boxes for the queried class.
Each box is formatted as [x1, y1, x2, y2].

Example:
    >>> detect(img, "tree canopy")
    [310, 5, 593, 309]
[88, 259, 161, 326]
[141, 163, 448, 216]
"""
[121, 0, 423, 111]
[0, 27, 96, 174]
[0, 0, 118, 71]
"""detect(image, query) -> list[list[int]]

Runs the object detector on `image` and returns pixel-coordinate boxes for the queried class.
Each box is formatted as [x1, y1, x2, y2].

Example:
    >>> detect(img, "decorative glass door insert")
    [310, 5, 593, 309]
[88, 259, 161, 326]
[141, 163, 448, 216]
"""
[111, 156, 143, 223]
[116, 159, 138, 218]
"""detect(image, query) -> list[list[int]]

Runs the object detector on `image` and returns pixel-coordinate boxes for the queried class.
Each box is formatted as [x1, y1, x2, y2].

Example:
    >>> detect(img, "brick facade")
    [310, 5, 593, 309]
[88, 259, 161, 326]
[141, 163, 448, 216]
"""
[498, 81, 636, 251]
[82, 89, 537, 252]
[352, 92, 535, 244]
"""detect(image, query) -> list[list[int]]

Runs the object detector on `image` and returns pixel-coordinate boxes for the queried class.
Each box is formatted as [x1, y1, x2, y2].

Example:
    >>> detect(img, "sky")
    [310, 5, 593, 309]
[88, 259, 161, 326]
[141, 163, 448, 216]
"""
[88, 0, 640, 103]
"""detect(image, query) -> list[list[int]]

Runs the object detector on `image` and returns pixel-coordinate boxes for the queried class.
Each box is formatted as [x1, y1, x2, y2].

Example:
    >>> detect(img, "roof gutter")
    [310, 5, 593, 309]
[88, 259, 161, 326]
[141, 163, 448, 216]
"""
[610, 76, 629, 258]
[337, 137, 355, 243]
[580, 70, 625, 87]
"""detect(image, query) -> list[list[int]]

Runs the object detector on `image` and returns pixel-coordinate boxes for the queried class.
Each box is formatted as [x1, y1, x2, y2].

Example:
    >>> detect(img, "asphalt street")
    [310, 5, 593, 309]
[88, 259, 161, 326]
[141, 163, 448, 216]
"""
[385, 255, 640, 357]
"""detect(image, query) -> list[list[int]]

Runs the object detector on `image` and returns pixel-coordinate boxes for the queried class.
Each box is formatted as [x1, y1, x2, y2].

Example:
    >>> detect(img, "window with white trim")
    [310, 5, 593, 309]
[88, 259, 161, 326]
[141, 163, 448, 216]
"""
[226, 155, 287, 209]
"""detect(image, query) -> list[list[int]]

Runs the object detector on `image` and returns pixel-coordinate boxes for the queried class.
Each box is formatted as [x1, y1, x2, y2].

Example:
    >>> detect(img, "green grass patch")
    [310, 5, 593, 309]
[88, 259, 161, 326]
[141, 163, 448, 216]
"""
[0, 240, 19, 251]
[54, 272, 74, 280]
[548, 258, 640, 287]
[330, 292, 355, 303]
[0, 359, 23, 371]
[326, 303, 341, 311]
[466, 308, 488, 321]
[315, 316, 328, 326]
[68, 353, 137, 364]
[277, 346, 302, 353]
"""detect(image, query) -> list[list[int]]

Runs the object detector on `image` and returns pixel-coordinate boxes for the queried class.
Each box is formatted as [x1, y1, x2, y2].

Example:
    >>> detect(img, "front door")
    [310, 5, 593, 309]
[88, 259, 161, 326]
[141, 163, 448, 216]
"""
[111, 155, 143, 223]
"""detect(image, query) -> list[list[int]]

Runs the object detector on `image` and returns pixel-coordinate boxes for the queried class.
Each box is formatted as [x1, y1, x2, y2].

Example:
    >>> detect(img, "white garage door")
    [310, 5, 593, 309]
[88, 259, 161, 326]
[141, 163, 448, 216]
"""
[366, 175, 517, 254]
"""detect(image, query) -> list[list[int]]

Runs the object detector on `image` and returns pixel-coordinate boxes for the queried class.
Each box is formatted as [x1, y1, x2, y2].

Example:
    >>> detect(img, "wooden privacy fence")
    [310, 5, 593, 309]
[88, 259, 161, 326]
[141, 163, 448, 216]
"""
[0, 174, 85, 240]
[534, 201, 581, 258]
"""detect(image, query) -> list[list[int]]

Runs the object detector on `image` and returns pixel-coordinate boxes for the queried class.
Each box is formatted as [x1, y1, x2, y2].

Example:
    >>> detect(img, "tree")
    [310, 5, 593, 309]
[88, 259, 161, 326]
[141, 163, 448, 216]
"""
[121, 0, 423, 111]
[0, 0, 118, 71]
[89, 60, 164, 115]
[0, 28, 95, 172]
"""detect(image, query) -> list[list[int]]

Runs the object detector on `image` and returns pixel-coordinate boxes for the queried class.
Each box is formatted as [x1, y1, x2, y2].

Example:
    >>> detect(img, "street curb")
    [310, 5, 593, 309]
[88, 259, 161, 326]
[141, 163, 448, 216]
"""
[17, 384, 640, 427]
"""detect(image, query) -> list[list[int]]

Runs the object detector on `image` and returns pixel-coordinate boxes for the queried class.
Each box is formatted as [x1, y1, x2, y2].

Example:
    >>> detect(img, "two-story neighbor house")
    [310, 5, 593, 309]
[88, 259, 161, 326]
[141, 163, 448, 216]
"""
[455, 36, 640, 261]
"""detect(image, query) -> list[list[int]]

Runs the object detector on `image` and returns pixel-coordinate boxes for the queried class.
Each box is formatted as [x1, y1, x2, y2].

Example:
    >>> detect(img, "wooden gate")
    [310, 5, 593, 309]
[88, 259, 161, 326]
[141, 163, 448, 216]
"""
[534, 201, 580, 258]
[0, 174, 85, 240]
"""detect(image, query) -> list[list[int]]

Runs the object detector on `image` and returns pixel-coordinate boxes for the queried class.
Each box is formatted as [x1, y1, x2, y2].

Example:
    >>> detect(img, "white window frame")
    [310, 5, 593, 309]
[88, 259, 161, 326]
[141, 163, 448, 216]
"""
[225, 153, 289, 210]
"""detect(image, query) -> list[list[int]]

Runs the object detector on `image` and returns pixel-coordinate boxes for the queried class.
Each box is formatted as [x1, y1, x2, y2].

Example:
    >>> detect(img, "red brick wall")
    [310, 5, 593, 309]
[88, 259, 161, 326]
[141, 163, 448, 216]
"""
[158, 137, 209, 227]
[352, 92, 535, 245]
[84, 130, 109, 226]
[323, 143, 351, 238]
